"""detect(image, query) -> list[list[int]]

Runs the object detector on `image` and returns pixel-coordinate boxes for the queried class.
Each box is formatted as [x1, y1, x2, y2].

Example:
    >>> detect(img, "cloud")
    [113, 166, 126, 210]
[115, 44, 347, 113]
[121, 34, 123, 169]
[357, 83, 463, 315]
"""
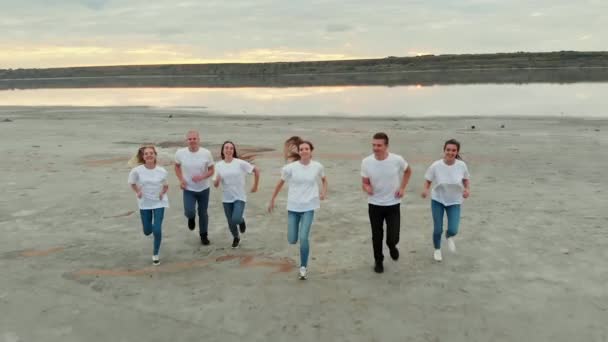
[0, 43, 364, 68]
[81, 0, 109, 10]
[325, 24, 353, 33]
[156, 27, 186, 36]
[228, 49, 358, 62]
[0, 44, 213, 68]
[0, 0, 606, 67]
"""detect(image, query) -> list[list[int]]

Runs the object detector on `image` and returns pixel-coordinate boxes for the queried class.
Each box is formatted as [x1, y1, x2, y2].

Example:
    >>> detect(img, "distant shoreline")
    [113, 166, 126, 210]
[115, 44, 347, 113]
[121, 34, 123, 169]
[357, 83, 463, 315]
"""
[2, 67, 608, 89]
[2, 66, 608, 82]
[2, 106, 608, 121]
[2, 51, 608, 88]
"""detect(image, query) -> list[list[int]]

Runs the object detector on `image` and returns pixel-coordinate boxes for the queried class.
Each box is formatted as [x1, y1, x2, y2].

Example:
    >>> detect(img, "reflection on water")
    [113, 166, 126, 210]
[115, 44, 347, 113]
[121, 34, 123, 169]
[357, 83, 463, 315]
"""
[1, 83, 607, 117]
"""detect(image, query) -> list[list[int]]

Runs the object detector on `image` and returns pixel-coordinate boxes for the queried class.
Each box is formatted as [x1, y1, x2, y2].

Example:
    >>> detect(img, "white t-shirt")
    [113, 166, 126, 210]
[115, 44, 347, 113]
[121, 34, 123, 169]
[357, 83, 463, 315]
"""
[215, 159, 255, 203]
[424, 159, 470, 206]
[281, 160, 325, 212]
[127, 165, 169, 210]
[361, 153, 408, 206]
[175, 147, 214, 192]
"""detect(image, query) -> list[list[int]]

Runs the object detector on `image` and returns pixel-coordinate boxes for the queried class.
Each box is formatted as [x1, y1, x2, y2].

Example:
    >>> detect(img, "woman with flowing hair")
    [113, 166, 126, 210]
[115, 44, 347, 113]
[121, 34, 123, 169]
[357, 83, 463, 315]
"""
[213, 141, 260, 248]
[284, 136, 303, 162]
[269, 140, 328, 280]
[127, 145, 169, 265]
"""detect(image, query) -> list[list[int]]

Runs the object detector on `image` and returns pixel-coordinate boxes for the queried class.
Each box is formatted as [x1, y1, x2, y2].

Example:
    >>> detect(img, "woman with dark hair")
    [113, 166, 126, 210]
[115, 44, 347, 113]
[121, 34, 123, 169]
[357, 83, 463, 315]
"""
[127, 145, 169, 265]
[214, 141, 260, 248]
[268, 140, 328, 280]
[421, 139, 471, 262]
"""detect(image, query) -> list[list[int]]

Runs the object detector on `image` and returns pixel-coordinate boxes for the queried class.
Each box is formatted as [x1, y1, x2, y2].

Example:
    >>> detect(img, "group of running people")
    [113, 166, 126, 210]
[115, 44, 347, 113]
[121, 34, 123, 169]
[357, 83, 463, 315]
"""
[127, 130, 471, 279]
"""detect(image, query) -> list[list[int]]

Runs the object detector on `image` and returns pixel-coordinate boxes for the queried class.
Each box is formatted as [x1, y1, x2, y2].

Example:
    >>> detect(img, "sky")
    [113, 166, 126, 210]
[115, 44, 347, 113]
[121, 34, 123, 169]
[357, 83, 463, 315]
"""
[0, 0, 606, 68]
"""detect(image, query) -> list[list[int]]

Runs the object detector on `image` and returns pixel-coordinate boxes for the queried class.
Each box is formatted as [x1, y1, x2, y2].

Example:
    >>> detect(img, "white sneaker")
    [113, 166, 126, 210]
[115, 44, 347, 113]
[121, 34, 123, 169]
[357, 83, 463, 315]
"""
[152, 255, 160, 266]
[299, 266, 307, 280]
[447, 237, 456, 253]
[433, 249, 442, 262]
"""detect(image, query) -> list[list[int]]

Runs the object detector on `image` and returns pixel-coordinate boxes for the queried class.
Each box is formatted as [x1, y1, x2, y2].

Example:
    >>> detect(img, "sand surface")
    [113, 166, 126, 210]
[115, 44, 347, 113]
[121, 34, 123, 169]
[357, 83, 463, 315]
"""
[0, 106, 606, 342]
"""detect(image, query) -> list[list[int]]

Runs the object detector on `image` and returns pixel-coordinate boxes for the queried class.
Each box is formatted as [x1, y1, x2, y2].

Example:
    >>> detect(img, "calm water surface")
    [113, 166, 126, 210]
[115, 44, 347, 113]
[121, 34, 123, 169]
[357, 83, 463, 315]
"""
[1, 83, 607, 117]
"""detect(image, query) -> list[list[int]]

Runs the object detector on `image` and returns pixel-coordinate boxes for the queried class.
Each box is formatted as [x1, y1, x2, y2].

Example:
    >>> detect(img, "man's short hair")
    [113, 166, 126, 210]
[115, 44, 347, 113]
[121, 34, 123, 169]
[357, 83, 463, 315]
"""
[373, 132, 389, 145]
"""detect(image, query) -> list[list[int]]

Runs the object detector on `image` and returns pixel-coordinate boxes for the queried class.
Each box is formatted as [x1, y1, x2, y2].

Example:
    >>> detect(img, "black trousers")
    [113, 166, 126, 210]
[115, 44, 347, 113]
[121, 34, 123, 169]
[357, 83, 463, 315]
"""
[368, 203, 401, 263]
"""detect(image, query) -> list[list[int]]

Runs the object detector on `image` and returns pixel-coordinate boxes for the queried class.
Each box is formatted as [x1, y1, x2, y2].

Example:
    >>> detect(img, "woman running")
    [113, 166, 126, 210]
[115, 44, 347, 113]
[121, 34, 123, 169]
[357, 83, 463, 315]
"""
[213, 141, 260, 248]
[128, 145, 169, 265]
[421, 139, 471, 262]
[268, 140, 328, 280]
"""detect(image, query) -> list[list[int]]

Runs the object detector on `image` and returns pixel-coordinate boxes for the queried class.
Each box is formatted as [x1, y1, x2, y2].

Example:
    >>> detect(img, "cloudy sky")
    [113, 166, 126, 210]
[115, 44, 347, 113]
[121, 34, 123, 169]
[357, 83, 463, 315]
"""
[0, 0, 606, 68]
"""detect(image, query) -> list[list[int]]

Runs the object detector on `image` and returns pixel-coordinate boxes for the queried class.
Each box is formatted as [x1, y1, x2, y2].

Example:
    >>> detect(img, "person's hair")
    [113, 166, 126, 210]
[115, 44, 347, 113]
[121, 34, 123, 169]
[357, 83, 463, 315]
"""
[299, 140, 314, 152]
[186, 130, 199, 139]
[443, 138, 462, 160]
[284, 136, 303, 161]
[220, 141, 238, 160]
[136, 145, 158, 165]
[373, 132, 389, 145]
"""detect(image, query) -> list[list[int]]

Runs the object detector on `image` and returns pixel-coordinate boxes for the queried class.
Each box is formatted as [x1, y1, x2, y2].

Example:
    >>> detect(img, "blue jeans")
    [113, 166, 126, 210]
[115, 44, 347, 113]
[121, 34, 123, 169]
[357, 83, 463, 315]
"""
[183, 188, 210, 237]
[140, 208, 164, 256]
[287, 210, 315, 267]
[222, 200, 246, 238]
[431, 200, 461, 249]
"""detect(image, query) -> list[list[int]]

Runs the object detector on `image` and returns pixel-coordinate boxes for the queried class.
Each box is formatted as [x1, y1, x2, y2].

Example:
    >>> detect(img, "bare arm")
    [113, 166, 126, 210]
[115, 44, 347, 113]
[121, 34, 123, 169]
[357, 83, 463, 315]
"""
[268, 179, 285, 212]
[463, 178, 471, 198]
[174, 164, 183, 181]
[400, 166, 412, 192]
[421, 180, 432, 198]
[175, 164, 187, 189]
[361, 177, 373, 195]
[159, 184, 169, 199]
[251, 166, 260, 192]
[320, 176, 328, 199]
[395, 166, 412, 198]
[193, 164, 215, 183]
[130, 183, 142, 198]
[202, 165, 215, 180]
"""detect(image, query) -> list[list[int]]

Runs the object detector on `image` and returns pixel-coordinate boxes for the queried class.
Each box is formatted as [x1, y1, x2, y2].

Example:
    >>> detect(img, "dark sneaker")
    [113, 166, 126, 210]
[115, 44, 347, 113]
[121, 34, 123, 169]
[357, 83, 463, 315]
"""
[201, 235, 210, 245]
[188, 218, 195, 231]
[231, 237, 240, 249]
[239, 220, 247, 234]
[374, 261, 384, 273]
[389, 247, 400, 261]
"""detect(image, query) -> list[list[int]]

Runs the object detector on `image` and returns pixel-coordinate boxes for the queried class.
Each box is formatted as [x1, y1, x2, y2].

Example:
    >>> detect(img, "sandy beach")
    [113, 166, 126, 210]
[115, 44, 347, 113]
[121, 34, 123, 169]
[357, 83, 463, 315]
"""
[0, 106, 606, 342]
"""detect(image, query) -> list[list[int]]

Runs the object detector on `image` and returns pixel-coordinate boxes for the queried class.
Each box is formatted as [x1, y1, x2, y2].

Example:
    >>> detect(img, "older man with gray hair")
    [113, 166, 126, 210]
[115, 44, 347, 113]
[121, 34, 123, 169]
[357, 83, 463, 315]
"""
[175, 130, 215, 245]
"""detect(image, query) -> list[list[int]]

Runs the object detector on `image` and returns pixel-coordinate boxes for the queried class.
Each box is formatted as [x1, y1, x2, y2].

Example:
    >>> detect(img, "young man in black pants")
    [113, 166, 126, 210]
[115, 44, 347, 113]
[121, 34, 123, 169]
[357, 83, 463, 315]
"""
[361, 132, 412, 273]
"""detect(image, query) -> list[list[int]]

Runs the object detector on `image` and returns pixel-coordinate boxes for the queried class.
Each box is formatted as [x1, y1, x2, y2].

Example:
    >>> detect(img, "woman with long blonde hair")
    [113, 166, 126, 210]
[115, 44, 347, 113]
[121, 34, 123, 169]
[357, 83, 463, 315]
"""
[127, 145, 169, 265]
[284, 136, 303, 162]
[269, 140, 328, 280]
